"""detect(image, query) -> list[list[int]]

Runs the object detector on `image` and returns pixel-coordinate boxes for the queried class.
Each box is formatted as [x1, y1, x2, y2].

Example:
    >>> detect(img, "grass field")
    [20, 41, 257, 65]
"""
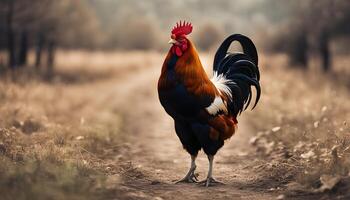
[247, 54, 350, 196]
[0, 51, 349, 199]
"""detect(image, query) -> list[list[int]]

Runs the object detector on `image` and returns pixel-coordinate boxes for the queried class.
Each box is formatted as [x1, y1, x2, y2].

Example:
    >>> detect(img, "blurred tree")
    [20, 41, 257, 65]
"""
[319, 30, 331, 71]
[267, 26, 308, 69]
[308, 0, 333, 71]
[18, 31, 28, 66]
[46, 40, 55, 78]
[265, 0, 350, 72]
[0, 0, 101, 77]
[35, 33, 45, 68]
[14, 0, 41, 67]
[289, 27, 308, 68]
[194, 23, 223, 51]
[5, 0, 16, 69]
[322, 0, 350, 71]
[259, 0, 310, 68]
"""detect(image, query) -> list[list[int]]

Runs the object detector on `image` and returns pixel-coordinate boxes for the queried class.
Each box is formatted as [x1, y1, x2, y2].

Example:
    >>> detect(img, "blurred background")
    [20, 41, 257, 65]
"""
[0, 0, 350, 72]
[0, 0, 350, 199]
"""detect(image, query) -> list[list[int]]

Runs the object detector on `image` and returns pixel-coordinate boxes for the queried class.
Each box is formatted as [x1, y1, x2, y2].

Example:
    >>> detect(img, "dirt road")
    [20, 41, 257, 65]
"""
[106, 58, 282, 200]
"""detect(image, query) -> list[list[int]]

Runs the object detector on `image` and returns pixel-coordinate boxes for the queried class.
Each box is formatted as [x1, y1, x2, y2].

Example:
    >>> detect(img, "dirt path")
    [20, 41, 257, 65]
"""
[100, 59, 283, 200]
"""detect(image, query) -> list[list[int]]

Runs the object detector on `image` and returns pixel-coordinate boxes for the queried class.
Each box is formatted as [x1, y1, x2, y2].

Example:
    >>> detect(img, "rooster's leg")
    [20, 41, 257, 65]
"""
[175, 155, 198, 183]
[198, 155, 223, 187]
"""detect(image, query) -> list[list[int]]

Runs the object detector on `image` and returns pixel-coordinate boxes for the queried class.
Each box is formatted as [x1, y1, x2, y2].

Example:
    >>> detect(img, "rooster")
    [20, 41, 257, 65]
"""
[158, 21, 260, 187]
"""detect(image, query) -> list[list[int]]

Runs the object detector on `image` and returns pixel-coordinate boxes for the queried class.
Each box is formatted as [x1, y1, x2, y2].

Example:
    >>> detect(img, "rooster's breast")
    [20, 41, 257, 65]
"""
[158, 82, 201, 119]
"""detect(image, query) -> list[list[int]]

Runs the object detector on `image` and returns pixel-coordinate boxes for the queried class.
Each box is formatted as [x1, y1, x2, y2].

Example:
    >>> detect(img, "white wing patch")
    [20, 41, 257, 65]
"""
[206, 96, 228, 115]
[210, 71, 233, 101]
[206, 71, 233, 116]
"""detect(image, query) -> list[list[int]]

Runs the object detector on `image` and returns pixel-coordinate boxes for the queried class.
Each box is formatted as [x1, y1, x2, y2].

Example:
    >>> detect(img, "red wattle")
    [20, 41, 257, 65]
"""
[175, 46, 183, 57]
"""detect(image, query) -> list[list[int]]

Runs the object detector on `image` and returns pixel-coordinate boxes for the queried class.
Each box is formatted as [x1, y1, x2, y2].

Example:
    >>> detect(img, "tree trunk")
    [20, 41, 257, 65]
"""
[35, 33, 45, 68]
[297, 32, 308, 67]
[6, 0, 16, 69]
[46, 40, 55, 78]
[319, 31, 331, 72]
[18, 31, 28, 66]
[289, 30, 308, 69]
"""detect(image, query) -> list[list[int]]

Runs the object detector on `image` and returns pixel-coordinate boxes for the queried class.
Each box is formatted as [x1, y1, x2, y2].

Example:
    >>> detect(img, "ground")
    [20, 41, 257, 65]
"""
[0, 51, 349, 200]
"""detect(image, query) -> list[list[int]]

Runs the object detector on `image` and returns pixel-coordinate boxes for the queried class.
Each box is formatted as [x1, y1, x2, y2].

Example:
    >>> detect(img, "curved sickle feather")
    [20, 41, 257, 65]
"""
[228, 74, 260, 110]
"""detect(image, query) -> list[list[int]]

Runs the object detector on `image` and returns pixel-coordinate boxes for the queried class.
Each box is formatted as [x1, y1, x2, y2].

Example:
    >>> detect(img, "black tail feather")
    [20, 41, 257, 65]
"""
[213, 34, 261, 117]
[214, 34, 258, 69]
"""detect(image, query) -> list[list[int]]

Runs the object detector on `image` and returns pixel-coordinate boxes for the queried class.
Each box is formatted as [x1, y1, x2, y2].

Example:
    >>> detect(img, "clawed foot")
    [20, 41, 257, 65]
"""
[197, 177, 224, 187]
[175, 171, 199, 183]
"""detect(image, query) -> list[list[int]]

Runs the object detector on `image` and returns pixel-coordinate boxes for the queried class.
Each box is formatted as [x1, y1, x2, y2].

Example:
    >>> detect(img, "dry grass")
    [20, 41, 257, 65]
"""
[246, 54, 350, 195]
[0, 84, 113, 199]
[0, 51, 161, 200]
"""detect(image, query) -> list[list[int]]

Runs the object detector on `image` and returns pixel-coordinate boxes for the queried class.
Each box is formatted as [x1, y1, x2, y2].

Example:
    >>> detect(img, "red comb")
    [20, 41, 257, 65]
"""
[171, 20, 193, 36]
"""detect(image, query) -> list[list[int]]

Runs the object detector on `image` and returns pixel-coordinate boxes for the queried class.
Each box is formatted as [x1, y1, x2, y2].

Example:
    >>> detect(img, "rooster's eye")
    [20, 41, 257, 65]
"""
[171, 34, 176, 39]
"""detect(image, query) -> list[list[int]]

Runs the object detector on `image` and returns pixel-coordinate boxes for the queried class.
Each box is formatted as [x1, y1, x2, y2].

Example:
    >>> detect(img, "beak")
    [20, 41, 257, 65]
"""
[168, 38, 177, 44]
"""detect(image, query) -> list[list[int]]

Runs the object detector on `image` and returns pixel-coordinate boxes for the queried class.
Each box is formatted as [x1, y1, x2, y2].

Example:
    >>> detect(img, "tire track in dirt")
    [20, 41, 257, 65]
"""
[107, 59, 281, 200]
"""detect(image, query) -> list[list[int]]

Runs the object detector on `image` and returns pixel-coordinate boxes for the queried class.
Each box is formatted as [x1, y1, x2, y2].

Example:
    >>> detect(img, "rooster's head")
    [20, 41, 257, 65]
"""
[168, 20, 193, 57]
